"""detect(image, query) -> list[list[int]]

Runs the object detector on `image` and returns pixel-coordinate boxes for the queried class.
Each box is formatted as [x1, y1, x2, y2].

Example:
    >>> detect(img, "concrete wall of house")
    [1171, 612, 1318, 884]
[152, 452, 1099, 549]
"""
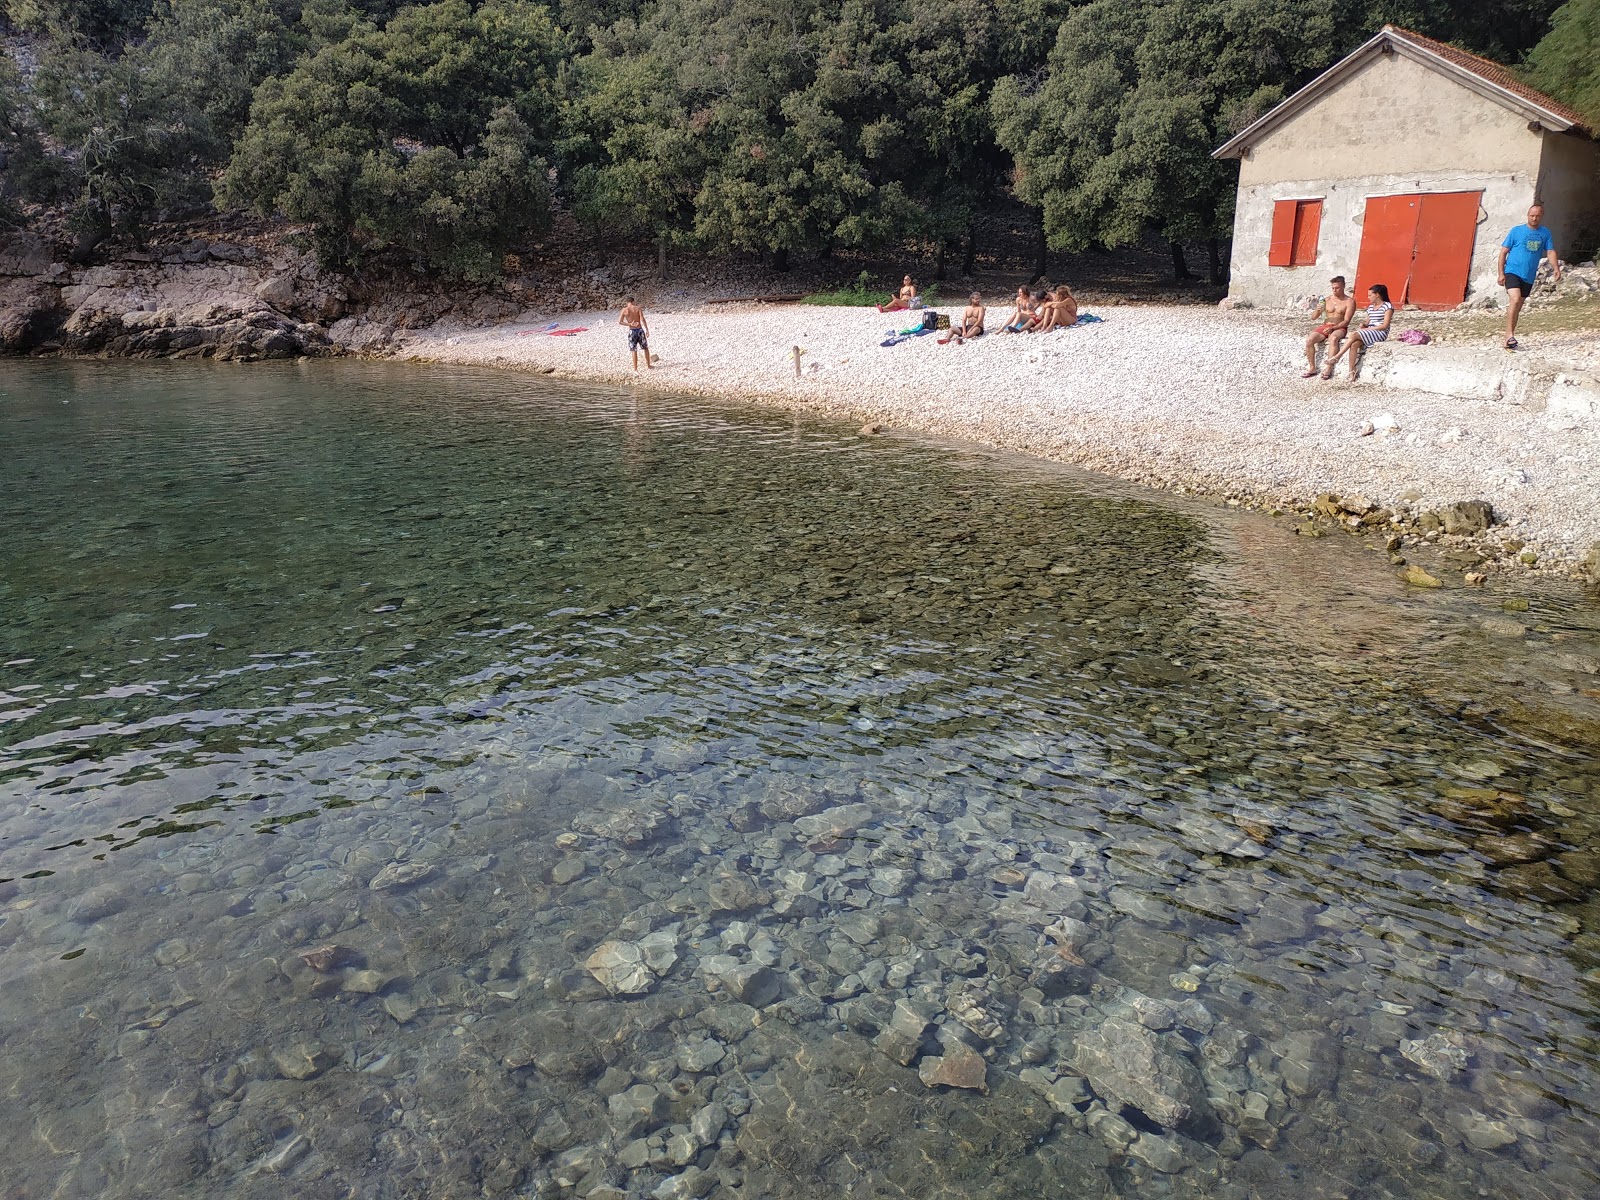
[1224, 51, 1547, 308]
[1536, 130, 1600, 262]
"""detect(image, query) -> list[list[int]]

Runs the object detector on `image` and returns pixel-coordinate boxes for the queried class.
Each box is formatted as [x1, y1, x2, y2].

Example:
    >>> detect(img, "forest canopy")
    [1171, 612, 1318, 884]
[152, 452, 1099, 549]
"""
[0, 0, 1589, 277]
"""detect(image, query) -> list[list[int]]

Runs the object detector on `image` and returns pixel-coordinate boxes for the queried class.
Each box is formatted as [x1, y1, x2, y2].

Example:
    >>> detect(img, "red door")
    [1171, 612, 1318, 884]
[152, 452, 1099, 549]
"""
[1355, 194, 1421, 305]
[1411, 191, 1482, 310]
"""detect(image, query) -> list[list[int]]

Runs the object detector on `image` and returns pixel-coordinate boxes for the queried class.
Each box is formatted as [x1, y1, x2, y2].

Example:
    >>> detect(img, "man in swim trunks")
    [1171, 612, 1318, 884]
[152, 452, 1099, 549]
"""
[1498, 203, 1561, 349]
[618, 296, 651, 371]
[1302, 275, 1355, 377]
[943, 292, 986, 344]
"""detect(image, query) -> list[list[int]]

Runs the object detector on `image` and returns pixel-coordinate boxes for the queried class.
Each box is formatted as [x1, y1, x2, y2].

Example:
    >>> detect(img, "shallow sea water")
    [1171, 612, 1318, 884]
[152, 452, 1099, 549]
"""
[2, 360, 1600, 1200]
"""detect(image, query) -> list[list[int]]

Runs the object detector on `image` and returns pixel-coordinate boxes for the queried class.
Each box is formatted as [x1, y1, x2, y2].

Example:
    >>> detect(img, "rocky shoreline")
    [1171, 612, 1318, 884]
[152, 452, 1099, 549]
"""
[5, 230, 1599, 584]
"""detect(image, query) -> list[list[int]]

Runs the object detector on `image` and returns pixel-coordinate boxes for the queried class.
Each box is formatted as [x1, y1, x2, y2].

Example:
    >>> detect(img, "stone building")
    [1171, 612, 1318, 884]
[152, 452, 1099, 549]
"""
[1214, 26, 1599, 310]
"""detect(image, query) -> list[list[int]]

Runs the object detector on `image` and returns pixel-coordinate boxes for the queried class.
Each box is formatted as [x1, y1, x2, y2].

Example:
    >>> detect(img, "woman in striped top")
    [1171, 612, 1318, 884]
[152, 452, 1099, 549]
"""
[1322, 283, 1393, 380]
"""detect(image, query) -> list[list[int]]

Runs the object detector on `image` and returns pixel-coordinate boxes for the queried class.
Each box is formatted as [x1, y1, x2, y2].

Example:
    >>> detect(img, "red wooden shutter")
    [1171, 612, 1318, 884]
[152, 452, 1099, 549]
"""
[1268, 200, 1297, 266]
[1291, 200, 1322, 266]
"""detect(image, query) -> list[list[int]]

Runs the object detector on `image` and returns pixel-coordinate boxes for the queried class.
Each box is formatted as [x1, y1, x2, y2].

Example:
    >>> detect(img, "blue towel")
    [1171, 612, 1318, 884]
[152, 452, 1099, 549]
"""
[880, 328, 936, 347]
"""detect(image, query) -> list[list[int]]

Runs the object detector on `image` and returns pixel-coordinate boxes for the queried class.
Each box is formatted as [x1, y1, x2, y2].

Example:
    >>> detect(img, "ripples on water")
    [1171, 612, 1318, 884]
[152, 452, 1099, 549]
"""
[2, 360, 1599, 1199]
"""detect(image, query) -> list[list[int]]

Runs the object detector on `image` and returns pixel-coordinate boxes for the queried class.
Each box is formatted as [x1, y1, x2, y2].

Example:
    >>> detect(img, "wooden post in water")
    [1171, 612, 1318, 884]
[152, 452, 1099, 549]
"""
[792, 346, 802, 378]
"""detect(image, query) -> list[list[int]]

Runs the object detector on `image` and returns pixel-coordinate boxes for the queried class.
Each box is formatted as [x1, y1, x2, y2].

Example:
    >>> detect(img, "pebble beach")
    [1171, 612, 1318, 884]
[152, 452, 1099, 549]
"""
[405, 302, 1600, 571]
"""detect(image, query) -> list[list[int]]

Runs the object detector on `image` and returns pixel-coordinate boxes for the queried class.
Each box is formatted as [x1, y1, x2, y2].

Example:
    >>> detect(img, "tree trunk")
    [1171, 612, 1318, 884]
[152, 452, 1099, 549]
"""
[935, 241, 947, 282]
[69, 211, 112, 265]
[1030, 218, 1048, 283]
[1207, 237, 1225, 286]
[1170, 240, 1196, 281]
[771, 246, 790, 273]
[656, 235, 668, 274]
[961, 221, 977, 277]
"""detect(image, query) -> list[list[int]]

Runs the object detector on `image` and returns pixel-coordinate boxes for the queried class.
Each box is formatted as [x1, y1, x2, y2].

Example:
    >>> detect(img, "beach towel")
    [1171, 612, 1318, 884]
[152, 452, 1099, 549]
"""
[548, 327, 587, 336]
[1397, 329, 1430, 345]
[1061, 313, 1103, 327]
[880, 327, 936, 347]
[518, 322, 561, 337]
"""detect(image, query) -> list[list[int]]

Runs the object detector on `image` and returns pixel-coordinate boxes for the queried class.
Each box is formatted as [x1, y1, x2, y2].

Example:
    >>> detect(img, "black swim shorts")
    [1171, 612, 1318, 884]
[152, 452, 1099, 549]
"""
[628, 326, 648, 350]
[1503, 272, 1533, 296]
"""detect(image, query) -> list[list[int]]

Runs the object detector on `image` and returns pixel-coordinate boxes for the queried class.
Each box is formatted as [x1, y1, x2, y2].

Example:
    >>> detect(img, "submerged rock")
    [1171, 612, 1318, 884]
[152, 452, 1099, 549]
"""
[585, 940, 654, 995]
[1072, 1017, 1206, 1130]
[917, 1038, 988, 1092]
[368, 860, 435, 890]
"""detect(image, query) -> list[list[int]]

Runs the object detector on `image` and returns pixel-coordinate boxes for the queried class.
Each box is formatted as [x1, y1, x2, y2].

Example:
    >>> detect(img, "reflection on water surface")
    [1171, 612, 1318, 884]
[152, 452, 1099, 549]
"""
[2, 360, 1599, 1199]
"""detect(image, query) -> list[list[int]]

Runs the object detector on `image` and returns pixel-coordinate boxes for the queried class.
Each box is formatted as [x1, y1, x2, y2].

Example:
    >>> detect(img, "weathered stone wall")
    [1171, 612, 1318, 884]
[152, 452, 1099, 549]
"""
[1535, 130, 1600, 262]
[1225, 52, 1550, 309]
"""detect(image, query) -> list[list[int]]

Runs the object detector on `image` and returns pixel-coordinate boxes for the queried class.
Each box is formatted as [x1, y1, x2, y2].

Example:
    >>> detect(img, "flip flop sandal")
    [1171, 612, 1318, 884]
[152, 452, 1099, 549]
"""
[1301, 369, 1319, 378]
[1505, 337, 1518, 350]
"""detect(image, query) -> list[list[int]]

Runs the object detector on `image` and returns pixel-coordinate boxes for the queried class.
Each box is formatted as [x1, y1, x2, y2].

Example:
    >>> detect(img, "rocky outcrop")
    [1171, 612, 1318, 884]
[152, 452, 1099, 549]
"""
[0, 231, 354, 361]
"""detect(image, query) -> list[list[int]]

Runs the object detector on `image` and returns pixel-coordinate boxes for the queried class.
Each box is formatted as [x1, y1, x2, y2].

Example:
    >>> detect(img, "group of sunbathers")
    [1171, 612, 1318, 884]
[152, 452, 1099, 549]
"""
[879, 276, 1085, 345]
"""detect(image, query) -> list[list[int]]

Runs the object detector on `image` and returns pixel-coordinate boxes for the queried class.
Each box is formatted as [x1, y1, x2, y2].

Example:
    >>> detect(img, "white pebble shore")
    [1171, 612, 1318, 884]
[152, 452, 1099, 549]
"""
[403, 303, 1600, 568]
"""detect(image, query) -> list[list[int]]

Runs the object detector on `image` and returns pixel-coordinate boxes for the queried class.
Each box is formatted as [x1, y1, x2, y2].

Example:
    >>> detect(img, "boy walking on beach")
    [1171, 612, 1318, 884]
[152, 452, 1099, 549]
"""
[1302, 276, 1355, 377]
[619, 297, 651, 371]
[1498, 203, 1561, 349]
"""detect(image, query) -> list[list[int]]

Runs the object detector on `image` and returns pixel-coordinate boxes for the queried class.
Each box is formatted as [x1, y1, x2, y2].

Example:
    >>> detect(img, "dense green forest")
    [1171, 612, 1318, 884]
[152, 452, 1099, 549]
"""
[0, 0, 1593, 280]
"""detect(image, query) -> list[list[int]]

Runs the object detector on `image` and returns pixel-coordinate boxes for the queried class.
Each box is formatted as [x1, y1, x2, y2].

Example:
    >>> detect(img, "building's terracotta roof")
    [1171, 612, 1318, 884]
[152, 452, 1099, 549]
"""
[1215, 25, 1592, 159]
[1383, 25, 1592, 134]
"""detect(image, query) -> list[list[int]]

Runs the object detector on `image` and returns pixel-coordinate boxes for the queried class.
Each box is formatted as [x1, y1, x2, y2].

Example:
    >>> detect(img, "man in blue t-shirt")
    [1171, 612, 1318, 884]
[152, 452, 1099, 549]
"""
[1497, 202, 1562, 349]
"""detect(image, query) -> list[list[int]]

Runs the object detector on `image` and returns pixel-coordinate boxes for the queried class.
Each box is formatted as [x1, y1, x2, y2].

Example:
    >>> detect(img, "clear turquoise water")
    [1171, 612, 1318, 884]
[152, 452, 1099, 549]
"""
[2, 359, 1598, 1199]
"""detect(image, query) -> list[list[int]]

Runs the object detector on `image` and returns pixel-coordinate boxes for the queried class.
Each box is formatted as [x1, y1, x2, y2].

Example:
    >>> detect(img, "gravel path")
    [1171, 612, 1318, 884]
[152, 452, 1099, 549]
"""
[403, 303, 1600, 568]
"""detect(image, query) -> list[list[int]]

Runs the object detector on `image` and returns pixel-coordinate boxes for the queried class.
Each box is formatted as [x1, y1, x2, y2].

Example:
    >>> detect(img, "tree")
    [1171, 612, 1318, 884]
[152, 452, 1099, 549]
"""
[994, 0, 1343, 280]
[1524, 0, 1600, 129]
[138, 0, 304, 150]
[25, 42, 215, 257]
[221, 0, 569, 277]
[1374, 0, 1561, 62]
[7, 0, 158, 48]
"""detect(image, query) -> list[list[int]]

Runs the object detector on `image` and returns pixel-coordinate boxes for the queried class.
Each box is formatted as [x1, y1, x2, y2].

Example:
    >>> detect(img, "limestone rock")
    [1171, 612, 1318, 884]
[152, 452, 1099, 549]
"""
[706, 872, 770, 913]
[917, 1038, 988, 1092]
[1072, 1017, 1206, 1130]
[255, 274, 297, 311]
[1441, 500, 1494, 535]
[272, 1040, 338, 1081]
[676, 1037, 726, 1073]
[1399, 1030, 1471, 1080]
[1271, 1029, 1338, 1097]
[369, 860, 436, 890]
[608, 1083, 669, 1138]
[652, 1167, 714, 1200]
[298, 945, 360, 972]
[585, 940, 654, 995]
[704, 960, 781, 1007]
[1127, 1131, 1188, 1173]
[1401, 564, 1442, 588]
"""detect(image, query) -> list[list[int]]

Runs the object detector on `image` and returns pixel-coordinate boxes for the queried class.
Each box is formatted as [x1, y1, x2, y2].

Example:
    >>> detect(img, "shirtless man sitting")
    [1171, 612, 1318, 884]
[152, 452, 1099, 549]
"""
[942, 292, 986, 344]
[1302, 275, 1355, 377]
[878, 275, 920, 313]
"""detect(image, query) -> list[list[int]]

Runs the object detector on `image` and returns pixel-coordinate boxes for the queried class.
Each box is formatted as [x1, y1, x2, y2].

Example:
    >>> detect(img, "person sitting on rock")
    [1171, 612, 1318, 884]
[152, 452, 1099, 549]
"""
[878, 275, 921, 313]
[999, 286, 1036, 333]
[1302, 275, 1355, 377]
